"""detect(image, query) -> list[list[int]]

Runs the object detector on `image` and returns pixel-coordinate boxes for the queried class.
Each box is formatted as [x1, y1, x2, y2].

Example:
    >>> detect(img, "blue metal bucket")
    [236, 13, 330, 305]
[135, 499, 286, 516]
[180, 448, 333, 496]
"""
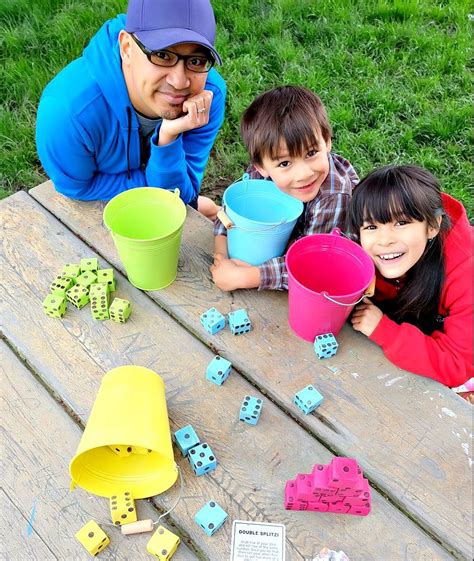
[222, 175, 304, 265]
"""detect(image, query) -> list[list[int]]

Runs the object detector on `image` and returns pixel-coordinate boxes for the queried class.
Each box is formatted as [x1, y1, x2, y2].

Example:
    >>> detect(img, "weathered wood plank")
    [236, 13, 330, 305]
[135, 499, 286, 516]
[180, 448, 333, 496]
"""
[0, 488, 57, 560]
[0, 341, 199, 560]
[29, 181, 473, 560]
[1, 192, 456, 560]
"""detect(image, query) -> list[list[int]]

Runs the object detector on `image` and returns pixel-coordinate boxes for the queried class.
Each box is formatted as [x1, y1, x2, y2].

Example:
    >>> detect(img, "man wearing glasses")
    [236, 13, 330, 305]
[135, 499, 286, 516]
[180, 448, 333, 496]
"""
[36, 0, 226, 218]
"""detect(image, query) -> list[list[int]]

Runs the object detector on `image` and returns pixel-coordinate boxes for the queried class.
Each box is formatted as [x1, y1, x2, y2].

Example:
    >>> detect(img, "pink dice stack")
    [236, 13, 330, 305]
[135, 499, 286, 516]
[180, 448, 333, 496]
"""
[284, 457, 371, 516]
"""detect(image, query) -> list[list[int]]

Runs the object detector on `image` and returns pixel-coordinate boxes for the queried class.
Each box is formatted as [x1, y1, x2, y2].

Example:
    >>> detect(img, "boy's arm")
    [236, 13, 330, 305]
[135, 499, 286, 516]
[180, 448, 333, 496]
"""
[210, 255, 260, 291]
[214, 234, 229, 260]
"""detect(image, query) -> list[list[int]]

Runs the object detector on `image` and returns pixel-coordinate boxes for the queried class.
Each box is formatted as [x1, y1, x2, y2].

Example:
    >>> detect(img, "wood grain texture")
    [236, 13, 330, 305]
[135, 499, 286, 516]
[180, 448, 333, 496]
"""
[28, 181, 473, 560]
[1, 191, 458, 560]
[0, 342, 199, 561]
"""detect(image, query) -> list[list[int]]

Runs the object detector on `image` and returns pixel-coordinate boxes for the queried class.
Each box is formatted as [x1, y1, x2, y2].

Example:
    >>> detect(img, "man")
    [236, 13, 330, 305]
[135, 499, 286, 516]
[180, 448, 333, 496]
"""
[36, 0, 226, 218]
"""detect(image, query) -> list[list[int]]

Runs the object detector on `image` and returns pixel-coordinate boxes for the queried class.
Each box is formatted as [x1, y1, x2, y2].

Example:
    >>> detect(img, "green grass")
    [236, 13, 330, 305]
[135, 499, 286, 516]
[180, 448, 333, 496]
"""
[1, 0, 472, 216]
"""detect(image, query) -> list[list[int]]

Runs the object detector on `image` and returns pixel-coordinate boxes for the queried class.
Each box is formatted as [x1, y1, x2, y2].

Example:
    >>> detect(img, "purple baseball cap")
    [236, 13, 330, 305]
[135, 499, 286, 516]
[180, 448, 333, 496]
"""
[126, 0, 222, 65]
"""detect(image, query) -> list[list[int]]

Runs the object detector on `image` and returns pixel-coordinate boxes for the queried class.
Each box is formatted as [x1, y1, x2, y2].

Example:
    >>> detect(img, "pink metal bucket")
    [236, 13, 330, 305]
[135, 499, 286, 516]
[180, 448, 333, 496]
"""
[285, 229, 375, 341]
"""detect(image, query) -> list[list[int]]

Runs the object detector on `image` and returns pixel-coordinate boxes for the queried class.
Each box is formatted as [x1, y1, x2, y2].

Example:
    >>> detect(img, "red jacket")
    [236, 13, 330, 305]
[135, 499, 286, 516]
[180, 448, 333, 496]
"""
[369, 193, 473, 387]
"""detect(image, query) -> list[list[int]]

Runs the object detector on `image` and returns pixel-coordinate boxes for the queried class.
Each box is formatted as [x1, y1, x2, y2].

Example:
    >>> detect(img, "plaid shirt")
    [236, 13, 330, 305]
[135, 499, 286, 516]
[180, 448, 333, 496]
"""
[214, 153, 358, 290]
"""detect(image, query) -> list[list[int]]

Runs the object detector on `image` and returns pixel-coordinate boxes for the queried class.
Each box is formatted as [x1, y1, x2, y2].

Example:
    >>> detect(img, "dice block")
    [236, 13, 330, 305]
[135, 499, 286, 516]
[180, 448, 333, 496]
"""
[50, 275, 74, 296]
[314, 333, 338, 359]
[76, 271, 98, 288]
[80, 257, 99, 273]
[75, 520, 110, 556]
[61, 263, 81, 280]
[239, 395, 263, 425]
[96, 268, 116, 292]
[195, 501, 228, 536]
[206, 355, 232, 386]
[90, 283, 109, 321]
[188, 443, 217, 476]
[43, 294, 67, 318]
[66, 285, 90, 309]
[110, 490, 137, 526]
[200, 307, 225, 335]
[285, 457, 371, 516]
[147, 525, 180, 559]
[294, 384, 324, 414]
[174, 425, 200, 457]
[227, 309, 252, 335]
[109, 298, 131, 323]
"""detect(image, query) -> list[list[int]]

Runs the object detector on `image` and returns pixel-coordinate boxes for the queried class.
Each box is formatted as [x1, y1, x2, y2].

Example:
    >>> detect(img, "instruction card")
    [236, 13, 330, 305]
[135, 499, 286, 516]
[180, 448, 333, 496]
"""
[231, 520, 285, 561]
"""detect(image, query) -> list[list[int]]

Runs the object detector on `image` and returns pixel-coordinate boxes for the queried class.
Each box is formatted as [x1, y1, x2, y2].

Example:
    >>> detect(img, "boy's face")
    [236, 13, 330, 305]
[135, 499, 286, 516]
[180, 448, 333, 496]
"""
[255, 137, 332, 203]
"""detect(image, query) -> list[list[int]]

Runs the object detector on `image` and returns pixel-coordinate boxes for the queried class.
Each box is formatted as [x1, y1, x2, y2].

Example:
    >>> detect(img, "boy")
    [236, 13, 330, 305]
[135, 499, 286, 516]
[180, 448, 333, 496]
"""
[211, 85, 359, 291]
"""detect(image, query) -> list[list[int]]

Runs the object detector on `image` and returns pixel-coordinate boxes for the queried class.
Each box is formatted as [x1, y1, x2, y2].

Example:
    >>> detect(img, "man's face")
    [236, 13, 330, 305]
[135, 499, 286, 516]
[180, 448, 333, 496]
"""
[120, 32, 208, 119]
[255, 137, 332, 203]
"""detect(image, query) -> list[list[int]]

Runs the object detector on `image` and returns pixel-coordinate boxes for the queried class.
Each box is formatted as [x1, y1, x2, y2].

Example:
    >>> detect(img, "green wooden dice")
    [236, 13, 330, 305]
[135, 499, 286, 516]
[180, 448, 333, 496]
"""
[96, 268, 116, 292]
[80, 257, 99, 273]
[61, 263, 81, 280]
[109, 298, 131, 323]
[76, 271, 97, 288]
[50, 275, 74, 297]
[90, 283, 109, 320]
[66, 285, 90, 309]
[42, 294, 67, 318]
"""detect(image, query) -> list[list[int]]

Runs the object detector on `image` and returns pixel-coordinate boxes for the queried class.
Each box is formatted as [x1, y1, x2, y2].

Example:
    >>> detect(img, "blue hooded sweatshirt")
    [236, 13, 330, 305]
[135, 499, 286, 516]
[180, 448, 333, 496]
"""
[36, 15, 226, 203]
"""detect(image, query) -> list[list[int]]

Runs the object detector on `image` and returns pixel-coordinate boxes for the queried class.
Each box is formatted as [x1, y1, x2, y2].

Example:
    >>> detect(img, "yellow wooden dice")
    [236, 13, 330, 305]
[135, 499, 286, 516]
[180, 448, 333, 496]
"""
[75, 520, 109, 557]
[147, 525, 180, 560]
[110, 490, 137, 526]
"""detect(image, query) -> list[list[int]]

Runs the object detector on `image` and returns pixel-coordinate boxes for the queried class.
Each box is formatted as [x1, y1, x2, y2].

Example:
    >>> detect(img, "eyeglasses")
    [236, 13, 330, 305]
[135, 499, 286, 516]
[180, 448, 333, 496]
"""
[130, 34, 214, 73]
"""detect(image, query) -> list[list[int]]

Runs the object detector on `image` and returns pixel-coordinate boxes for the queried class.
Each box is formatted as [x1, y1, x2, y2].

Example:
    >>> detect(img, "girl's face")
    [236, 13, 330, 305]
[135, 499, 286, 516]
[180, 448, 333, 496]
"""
[360, 217, 440, 279]
[255, 137, 332, 203]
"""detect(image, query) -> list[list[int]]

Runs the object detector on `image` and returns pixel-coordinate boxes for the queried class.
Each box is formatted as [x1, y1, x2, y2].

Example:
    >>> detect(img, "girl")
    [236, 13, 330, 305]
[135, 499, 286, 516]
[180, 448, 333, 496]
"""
[347, 165, 473, 390]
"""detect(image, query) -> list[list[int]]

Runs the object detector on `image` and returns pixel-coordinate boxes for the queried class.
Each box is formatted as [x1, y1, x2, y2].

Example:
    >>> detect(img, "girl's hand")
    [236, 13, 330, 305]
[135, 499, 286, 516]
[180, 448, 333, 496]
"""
[210, 255, 260, 291]
[351, 298, 383, 337]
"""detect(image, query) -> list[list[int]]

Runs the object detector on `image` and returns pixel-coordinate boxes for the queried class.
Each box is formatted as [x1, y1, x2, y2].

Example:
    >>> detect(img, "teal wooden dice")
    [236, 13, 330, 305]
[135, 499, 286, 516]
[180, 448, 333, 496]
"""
[80, 257, 99, 273]
[228, 309, 252, 335]
[109, 298, 131, 323]
[314, 333, 338, 359]
[66, 285, 90, 309]
[206, 356, 232, 385]
[294, 384, 324, 414]
[42, 294, 67, 318]
[239, 395, 263, 425]
[96, 268, 116, 292]
[174, 425, 200, 457]
[200, 307, 225, 335]
[90, 283, 109, 320]
[195, 501, 228, 536]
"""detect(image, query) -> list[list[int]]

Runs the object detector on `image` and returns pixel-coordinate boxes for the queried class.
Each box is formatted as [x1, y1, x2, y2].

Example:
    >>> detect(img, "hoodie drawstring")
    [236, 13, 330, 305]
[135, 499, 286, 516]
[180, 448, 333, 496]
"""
[126, 107, 132, 180]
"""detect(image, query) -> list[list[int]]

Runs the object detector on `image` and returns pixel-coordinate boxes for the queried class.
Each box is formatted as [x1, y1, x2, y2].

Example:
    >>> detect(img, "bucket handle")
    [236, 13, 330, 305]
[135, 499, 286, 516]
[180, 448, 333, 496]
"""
[322, 276, 376, 307]
[218, 206, 288, 232]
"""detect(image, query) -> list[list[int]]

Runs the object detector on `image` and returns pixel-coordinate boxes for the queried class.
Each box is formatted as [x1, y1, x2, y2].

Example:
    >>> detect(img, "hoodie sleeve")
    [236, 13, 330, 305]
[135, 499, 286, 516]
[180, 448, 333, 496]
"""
[36, 95, 146, 201]
[145, 72, 226, 204]
[369, 254, 474, 387]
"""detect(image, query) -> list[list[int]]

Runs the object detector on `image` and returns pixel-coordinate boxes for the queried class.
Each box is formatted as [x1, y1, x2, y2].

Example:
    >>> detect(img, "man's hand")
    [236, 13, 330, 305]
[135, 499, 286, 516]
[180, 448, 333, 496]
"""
[351, 298, 383, 337]
[210, 255, 260, 291]
[158, 90, 214, 145]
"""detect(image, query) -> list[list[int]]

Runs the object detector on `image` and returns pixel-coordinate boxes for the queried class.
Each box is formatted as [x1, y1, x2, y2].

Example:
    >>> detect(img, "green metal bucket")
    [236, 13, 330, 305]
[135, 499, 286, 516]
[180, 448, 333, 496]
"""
[103, 188, 186, 291]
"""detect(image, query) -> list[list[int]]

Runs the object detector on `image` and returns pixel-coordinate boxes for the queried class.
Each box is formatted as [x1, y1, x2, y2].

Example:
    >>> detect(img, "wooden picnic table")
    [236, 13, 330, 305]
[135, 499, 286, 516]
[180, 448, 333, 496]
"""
[1, 181, 472, 561]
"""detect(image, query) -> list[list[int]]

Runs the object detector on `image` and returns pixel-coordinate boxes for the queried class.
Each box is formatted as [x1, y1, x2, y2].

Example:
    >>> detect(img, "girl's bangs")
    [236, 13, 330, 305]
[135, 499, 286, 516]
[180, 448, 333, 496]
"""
[354, 173, 426, 227]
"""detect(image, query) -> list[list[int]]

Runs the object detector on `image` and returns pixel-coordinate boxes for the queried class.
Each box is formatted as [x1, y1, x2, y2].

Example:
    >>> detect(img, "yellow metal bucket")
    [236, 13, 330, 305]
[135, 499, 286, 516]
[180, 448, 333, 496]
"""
[69, 366, 177, 498]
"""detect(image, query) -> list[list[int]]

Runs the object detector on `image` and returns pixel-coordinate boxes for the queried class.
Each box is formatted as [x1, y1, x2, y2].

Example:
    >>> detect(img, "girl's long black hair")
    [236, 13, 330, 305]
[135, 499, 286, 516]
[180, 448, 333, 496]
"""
[347, 165, 451, 334]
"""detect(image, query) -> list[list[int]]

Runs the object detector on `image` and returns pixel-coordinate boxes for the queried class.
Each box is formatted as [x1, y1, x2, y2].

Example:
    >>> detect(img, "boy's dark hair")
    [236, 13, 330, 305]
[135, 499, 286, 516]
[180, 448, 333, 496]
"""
[347, 165, 451, 334]
[240, 85, 332, 166]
